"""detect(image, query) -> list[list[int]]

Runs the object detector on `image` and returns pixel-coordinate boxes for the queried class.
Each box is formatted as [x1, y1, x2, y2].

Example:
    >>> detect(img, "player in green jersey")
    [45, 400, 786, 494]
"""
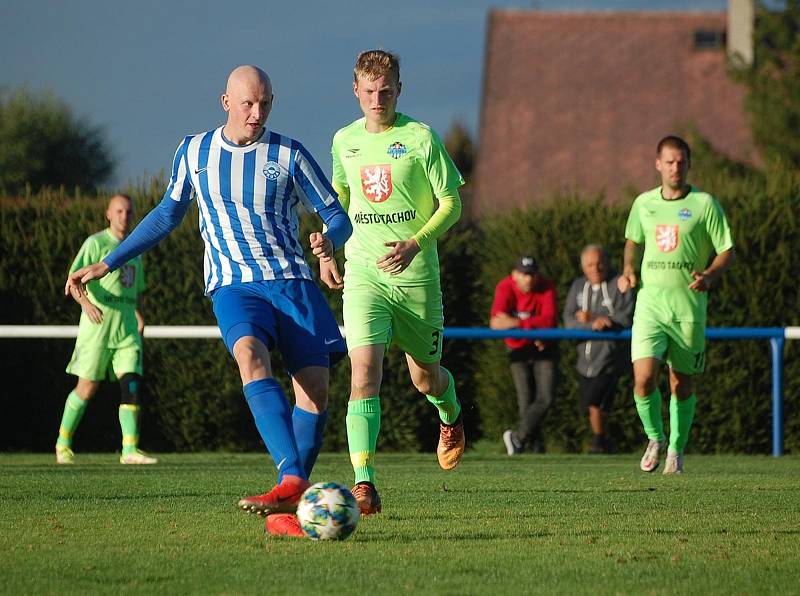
[321, 49, 465, 514]
[56, 194, 156, 465]
[618, 136, 734, 474]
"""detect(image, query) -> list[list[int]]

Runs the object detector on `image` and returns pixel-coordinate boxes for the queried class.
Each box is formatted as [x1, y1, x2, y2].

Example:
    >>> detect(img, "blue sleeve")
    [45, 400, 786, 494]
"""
[293, 142, 338, 213]
[318, 200, 352, 251]
[103, 196, 191, 271]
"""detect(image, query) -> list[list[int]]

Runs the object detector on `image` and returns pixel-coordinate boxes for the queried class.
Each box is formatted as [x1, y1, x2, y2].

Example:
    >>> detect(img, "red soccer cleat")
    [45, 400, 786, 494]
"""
[238, 476, 310, 516]
[265, 513, 305, 538]
[351, 481, 382, 516]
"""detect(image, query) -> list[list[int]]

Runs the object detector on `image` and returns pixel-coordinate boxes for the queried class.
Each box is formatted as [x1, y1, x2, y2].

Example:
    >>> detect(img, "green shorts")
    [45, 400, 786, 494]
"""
[343, 266, 443, 363]
[631, 310, 706, 375]
[66, 342, 143, 381]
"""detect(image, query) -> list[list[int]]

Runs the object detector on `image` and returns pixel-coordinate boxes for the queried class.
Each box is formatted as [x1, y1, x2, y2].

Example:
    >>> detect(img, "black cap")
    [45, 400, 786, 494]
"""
[514, 256, 538, 274]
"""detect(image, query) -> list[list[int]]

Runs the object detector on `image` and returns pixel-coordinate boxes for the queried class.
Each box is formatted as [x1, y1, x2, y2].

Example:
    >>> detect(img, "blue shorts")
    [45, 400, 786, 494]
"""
[211, 279, 345, 375]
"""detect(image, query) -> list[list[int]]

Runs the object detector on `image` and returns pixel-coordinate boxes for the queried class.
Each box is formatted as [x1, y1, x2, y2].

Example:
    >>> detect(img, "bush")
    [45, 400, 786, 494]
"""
[0, 164, 797, 454]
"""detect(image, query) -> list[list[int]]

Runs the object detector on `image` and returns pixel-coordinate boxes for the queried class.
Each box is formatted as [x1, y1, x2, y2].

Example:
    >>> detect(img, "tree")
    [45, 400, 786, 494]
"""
[735, 1, 800, 167]
[0, 88, 114, 195]
[444, 120, 475, 182]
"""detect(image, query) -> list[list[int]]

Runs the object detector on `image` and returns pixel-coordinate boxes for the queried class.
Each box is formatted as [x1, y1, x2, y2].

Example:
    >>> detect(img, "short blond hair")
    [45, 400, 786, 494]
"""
[354, 49, 400, 83]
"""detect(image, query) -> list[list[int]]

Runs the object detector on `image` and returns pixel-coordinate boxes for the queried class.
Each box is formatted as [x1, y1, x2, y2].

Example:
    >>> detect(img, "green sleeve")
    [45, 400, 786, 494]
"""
[411, 189, 462, 250]
[69, 236, 98, 275]
[331, 134, 350, 212]
[705, 196, 734, 254]
[332, 182, 350, 213]
[624, 197, 644, 243]
[425, 129, 465, 197]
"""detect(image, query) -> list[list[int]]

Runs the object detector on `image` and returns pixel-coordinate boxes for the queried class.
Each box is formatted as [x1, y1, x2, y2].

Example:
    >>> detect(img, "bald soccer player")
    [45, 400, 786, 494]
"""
[66, 66, 352, 537]
[57, 194, 156, 465]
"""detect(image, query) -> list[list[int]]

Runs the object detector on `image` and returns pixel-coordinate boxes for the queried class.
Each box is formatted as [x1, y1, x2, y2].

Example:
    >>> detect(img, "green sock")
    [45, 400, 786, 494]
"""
[56, 391, 88, 448]
[669, 394, 697, 452]
[346, 397, 380, 484]
[634, 388, 665, 441]
[425, 367, 461, 425]
[119, 404, 140, 455]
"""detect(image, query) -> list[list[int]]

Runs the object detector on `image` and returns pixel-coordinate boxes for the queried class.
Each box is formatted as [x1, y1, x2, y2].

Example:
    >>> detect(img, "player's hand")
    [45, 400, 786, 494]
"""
[575, 310, 592, 323]
[617, 271, 637, 294]
[310, 231, 334, 262]
[81, 301, 104, 324]
[689, 271, 712, 292]
[136, 311, 145, 335]
[533, 339, 546, 352]
[591, 316, 612, 331]
[320, 259, 343, 290]
[70, 284, 103, 323]
[65, 262, 110, 299]
[377, 239, 420, 275]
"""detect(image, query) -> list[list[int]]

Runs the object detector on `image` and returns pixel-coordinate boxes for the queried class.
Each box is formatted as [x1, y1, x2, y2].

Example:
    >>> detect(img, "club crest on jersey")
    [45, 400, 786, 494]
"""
[655, 225, 679, 252]
[678, 208, 692, 221]
[361, 165, 392, 203]
[262, 161, 281, 180]
[387, 142, 407, 159]
[119, 264, 136, 288]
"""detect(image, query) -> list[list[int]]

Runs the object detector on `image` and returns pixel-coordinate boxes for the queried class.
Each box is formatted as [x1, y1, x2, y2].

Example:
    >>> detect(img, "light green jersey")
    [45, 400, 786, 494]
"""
[332, 113, 464, 286]
[625, 186, 733, 322]
[70, 229, 145, 348]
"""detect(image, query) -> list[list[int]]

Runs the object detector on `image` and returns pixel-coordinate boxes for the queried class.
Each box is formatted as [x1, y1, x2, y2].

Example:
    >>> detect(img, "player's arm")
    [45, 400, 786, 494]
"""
[66, 139, 194, 298]
[135, 289, 145, 335]
[310, 198, 352, 261]
[378, 188, 462, 275]
[66, 237, 103, 322]
[317, 183, 349, 291]
[68, 283, 103, 324]
[690, 197, 735, 292]
[65, 197, 190, 297]
[610, 278, 636, 327]
[689, 248, 735, 292]
[618, 239, 642, 294]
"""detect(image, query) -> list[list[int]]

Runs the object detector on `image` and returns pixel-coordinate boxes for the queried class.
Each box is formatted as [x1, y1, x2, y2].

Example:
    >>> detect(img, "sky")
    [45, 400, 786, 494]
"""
[1, 0, 728, 186]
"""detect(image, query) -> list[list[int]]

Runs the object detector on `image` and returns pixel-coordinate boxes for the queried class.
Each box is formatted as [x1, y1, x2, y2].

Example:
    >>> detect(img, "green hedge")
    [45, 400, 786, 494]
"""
[1, 164, 797, 454]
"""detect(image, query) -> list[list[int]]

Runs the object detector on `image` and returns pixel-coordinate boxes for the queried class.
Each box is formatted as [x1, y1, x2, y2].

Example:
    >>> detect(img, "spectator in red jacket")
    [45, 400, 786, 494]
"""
[490, 256, 558, 454]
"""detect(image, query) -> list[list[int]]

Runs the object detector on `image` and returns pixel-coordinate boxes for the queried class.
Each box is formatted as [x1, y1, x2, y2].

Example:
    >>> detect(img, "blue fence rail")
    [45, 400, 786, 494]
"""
[444, 327, 788, 457]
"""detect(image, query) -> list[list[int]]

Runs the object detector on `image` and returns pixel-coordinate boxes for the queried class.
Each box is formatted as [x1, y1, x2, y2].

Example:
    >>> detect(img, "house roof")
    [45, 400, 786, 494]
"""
[470, 10, 754, 216]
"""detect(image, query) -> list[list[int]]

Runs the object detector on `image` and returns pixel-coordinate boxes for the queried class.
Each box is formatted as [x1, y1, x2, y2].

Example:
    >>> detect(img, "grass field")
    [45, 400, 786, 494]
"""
[1, 452, 799, 595]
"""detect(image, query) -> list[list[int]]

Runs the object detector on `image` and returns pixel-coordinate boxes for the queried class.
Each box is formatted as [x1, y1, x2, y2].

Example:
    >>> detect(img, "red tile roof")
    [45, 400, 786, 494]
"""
[471, 10, 755, 216]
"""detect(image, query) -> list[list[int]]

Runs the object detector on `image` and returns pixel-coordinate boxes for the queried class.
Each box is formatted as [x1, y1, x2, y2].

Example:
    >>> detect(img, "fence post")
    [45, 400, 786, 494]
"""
[770, 336, 785, 457]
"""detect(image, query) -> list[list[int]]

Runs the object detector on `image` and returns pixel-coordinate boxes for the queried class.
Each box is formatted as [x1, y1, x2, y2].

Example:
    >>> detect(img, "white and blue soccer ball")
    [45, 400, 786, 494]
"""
[296, 482, 360, 541]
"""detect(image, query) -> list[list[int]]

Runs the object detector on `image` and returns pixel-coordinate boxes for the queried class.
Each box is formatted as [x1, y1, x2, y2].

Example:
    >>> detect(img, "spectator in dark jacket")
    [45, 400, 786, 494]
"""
[564, 244, 635, 453]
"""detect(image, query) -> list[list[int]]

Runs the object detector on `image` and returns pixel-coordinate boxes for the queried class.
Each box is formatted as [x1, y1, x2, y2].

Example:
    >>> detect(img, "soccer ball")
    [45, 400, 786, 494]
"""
[296, 482, 360, 541]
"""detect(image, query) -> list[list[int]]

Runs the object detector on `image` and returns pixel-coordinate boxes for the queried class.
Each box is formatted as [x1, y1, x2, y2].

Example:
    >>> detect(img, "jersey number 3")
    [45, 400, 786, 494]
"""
[429, 330, 441, 356]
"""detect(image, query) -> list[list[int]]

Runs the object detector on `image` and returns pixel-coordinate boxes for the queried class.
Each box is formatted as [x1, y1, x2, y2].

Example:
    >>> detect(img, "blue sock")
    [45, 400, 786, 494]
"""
[243, 378, 305, 480]
[293, 406, 328, 479]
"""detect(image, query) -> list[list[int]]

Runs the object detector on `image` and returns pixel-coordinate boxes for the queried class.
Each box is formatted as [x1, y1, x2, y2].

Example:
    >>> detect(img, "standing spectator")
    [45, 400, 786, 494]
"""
[563, 244, 635, 454]
[491, 256, 558, 454]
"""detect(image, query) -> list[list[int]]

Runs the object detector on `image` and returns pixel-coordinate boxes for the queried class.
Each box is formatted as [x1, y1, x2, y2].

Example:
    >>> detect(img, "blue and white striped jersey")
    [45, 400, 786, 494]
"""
[166, 127, 337, 294]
